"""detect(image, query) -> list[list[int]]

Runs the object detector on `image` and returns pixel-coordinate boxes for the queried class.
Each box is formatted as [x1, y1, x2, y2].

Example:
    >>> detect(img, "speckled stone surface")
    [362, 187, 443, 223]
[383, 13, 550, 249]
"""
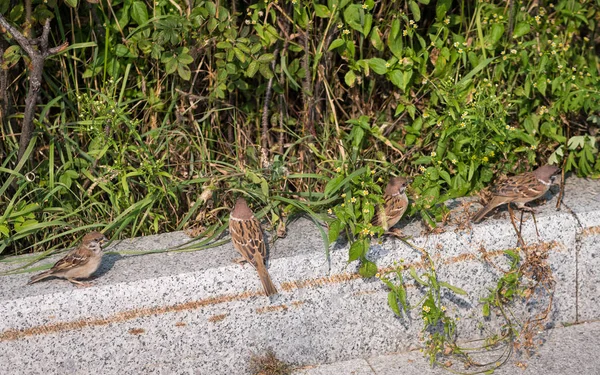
[560, 177, 600, 321]
[296, 321, 600, 375]
[0, 176, 597, 374]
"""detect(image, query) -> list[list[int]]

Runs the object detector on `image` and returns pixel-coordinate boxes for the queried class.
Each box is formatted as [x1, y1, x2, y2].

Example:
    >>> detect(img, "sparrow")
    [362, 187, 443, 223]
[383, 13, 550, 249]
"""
[229, 197, 278, 296]
[372, 176, 411, 232]
[472, 164, 560, 223]
[27, 231, 108, 286]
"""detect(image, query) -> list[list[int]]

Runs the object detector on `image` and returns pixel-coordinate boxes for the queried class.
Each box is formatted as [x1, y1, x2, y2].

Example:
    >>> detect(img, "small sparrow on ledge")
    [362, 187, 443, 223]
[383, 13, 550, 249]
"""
[28, 231, 108, 287]
[372, 176, 411, 235]
[472, 164, 560, 223]
[229, 197, 278, 296]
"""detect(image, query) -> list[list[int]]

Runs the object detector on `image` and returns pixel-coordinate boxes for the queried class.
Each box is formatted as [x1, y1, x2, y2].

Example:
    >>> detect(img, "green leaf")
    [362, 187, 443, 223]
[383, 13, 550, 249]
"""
[345, 70, 357, 87]
[314, 4, 331, 18]
[359, 260, 378, 278]
[457, 57, 494, 86]
[363, 13, 372, 36]
[367, 58, 387, 74]
[512, 22, 530, 38]
[440, 281, 468, 296]
[324, 174, 345, 197]
[369, 27, 384, 51]
[259, 64, 274, 79]
[409, 267, 427, 286]
[388, 19, 403, 58]
[536, 76, 547, 96]
[348, 240, 364, 262]
[436, 0, 451, 20]
[328, 38, 345, 51]
[388, 292, 401, 316]
[233, 47, 246, 63]
[131, 1, 149, 25]
[389, 70, 404, 89]
[216, 41, 233, 49]
[409, 0, 421, 22]
[488, 23, 504, 46]
[260, 179, 269, 197]
[328, 219, 342, 245]
[344, 4, 364, 33]
[177, 64, 191, 80]
[258, 53, 275, 63]
[0, 224, 9, 238]
[246, 60, 259, 77]
[178, 53, 194, 65]
[115, 44, 134, 58]
[482, 302, 490, 317]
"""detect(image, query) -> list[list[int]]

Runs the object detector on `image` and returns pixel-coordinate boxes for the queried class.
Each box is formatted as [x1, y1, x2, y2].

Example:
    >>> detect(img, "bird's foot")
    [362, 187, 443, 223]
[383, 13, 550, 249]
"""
[69, 279, 92, 287]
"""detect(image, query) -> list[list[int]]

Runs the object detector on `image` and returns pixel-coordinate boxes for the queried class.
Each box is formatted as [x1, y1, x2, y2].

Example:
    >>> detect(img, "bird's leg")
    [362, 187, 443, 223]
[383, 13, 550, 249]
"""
[68, 278, 92, 287]
[519, 209, 524, 236]
[517, 203, 541, 239]
[508, 205, 526, 248]
[531, 210, 541, 241]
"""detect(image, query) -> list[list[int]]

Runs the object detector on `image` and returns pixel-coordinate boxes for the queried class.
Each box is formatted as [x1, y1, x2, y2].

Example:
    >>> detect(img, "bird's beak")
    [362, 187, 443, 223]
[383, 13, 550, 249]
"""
[100, 236, 109, 245]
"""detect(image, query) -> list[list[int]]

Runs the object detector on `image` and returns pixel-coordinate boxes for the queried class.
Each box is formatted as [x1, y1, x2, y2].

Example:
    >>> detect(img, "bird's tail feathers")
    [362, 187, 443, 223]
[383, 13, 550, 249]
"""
[27, 271, 53, 285]
[256, 262, 278, 296]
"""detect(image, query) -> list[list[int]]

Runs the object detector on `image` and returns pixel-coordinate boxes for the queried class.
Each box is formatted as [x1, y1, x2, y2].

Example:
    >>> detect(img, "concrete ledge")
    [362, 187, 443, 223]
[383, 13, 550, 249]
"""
[294, 321, 600, 375]
[0, 177, 598, 374]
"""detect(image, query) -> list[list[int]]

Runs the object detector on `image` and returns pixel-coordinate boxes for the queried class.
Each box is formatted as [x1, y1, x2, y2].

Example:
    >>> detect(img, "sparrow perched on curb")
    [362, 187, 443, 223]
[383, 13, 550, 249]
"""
[372, 177, 411, 232]
[28, 231, 108, 286]
[472, 164, 560, 223]
[229, 197, 278, 296]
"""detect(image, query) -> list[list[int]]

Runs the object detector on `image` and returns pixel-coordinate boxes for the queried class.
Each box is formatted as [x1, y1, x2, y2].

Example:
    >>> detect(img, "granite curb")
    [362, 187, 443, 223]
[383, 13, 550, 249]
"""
[0, 177, 598, 374]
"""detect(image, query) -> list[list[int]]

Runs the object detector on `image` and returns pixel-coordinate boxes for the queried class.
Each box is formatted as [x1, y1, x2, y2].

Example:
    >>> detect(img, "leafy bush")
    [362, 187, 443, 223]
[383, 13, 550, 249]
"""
[0, 0, 599, 255]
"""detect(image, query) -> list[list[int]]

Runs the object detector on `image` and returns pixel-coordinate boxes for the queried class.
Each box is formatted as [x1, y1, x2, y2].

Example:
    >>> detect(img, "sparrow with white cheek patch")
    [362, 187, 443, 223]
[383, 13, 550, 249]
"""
[229, 197, 278, 296]
[28, 231, 108, 287]
[472, 164, 560, 223]
[372, 177, 411, 232]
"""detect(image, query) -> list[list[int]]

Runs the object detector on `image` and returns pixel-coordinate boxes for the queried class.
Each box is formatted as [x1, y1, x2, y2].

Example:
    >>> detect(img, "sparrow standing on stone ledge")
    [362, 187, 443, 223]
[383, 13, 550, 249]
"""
[28, 231, 108, 286]
[372, 177, 411, 233]
[472, 164, 560, 223]
[229, 197, 278, 296]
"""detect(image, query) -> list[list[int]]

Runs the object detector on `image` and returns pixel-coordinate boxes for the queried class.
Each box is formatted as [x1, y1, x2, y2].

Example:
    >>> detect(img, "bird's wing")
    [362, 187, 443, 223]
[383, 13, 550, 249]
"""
[51, 247, 93, 273]
[229, 217, 266, 268]
[371, 194, 408, 230]
[493, 172, 545, 199]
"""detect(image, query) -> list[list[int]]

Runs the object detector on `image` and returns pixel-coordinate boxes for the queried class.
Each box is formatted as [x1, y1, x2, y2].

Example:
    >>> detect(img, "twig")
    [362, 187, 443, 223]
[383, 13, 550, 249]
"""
[506, 0, 515, 39]
[261, 47, 280, 162]
[0, 16, 68, 164]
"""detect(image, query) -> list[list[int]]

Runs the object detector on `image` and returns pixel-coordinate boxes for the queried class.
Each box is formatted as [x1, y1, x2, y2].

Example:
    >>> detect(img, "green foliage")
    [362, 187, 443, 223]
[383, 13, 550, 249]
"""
[1, 0, 599, 256]
[379, 247, 466, 366]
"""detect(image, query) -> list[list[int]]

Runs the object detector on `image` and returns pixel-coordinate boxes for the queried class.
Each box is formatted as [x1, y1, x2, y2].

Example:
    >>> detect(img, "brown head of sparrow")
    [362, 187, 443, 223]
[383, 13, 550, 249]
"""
[28, 231, 108, 287]
[229, 197, 278, 296]
[472, 164, 560, 223]
[371, 176, 411, 232]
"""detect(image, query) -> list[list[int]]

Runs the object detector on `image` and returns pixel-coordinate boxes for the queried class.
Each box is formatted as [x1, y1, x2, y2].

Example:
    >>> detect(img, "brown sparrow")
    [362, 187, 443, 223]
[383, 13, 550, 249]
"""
[472, 164, 560, 223]
[229, 197, 278, 296]
[27, 231, 108, 286]
[372, 177, 411, 232]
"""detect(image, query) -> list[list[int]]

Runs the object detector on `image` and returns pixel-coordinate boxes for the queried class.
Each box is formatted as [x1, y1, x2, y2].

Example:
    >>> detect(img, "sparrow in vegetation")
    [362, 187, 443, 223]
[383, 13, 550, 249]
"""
[28, 231, 108, 286]
[229, 197, 278, 296]
[372, 177, 411, 232]
[472, 164, 560, 223]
